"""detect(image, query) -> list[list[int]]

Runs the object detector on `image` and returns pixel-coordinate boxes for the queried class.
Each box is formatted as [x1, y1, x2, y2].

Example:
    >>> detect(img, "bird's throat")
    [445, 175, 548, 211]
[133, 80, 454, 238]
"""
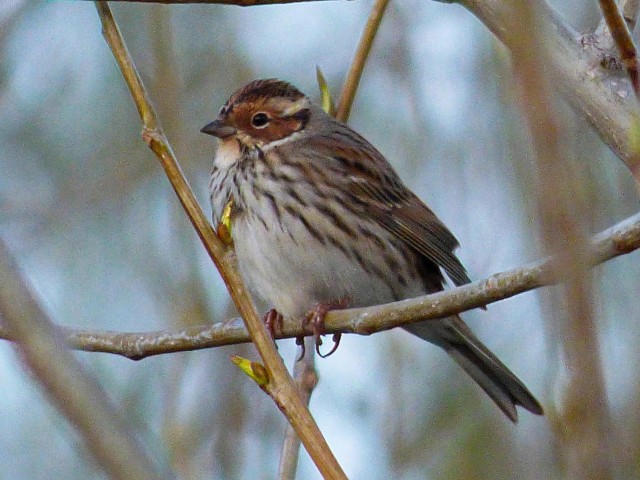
[215, 139, 242, 169]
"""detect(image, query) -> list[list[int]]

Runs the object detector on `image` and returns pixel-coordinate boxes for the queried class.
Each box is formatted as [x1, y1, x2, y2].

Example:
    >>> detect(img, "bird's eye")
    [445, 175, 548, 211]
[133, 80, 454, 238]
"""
[251, 112, 270, 128]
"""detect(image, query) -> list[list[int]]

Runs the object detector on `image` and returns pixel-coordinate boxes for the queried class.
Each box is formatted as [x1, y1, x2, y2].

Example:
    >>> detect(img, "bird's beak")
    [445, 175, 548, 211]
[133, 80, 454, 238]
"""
[201, 119, 237, 138]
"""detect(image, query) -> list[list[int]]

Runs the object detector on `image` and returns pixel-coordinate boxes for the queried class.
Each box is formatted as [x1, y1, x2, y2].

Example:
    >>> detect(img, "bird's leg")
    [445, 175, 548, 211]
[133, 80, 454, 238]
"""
[303, 297, 350, 358]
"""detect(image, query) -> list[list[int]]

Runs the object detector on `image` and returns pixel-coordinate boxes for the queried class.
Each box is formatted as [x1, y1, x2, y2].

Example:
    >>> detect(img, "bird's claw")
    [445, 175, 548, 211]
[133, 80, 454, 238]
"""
[263, 309, 283, 343]
[300, 298, 349, 359]
[295, 336, 306, 361]
[317, 333, 342, 358]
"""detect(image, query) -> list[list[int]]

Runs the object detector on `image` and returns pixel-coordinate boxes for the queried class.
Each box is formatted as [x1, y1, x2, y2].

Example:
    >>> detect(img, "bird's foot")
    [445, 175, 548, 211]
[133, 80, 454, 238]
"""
[298, 297, 350, 359]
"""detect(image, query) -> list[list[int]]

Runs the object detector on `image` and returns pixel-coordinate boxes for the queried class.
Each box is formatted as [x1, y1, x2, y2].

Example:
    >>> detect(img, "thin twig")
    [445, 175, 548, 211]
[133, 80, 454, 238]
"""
[94, 3, 346, 478]
[336, 0, 390, 122]
[598, 0, 640, 96]
[277, 338, 318, 480]
[2, 211, 639, 359]
[0, 240, 172, 480]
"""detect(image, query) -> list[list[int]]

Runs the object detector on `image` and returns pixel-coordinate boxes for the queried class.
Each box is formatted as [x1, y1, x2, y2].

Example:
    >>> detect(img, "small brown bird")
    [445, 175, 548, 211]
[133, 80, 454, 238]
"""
[202, 79, 543, 422]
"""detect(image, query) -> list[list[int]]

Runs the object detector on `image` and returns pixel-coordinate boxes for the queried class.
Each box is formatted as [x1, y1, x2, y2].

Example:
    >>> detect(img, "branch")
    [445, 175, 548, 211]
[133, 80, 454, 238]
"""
[0, 240, 172, 480]
[94, 4, 346, 478]
[2, 212, 638, 359]
[277, 339, 318, 480]
[336, 0, 390, 122]
[459, 0, 640, 183]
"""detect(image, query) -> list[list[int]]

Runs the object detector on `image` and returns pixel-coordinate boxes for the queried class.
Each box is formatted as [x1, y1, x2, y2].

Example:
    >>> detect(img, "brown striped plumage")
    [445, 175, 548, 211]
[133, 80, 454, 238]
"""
[202, 79, 543, 422]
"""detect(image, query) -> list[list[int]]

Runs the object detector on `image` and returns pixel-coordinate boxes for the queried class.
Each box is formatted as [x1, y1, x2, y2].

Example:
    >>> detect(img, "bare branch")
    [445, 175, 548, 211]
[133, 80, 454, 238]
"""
[336, 0, 390, 122]
[2, 212, 639, 359]
[460, 0, 640, 183]
[277, 340, 318, 480]
[94, 4, 346, 478]
[0, 240, 172, 480]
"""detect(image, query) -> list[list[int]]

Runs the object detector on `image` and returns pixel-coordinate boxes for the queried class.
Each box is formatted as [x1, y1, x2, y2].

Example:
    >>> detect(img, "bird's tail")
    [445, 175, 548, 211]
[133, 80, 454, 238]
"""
[404, 315, 543, 422]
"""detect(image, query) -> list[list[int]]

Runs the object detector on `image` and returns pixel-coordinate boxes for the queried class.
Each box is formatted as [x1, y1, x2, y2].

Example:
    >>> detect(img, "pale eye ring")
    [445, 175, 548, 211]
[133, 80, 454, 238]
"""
[251, 112, 270, 129]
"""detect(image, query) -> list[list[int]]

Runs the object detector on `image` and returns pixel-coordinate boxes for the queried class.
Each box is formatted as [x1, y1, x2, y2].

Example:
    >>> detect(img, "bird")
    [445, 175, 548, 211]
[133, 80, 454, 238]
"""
[201, 78, 543, 422]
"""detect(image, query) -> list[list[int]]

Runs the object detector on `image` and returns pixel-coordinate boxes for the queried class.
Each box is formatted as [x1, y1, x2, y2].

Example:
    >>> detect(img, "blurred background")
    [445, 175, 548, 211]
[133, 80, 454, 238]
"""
[1, 0, 639, 478]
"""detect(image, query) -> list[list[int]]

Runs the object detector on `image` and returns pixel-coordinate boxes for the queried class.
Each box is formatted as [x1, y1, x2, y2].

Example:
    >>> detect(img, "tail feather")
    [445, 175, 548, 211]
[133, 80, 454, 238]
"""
[404, 316, 543, 422]
[446, 339, 543, 422]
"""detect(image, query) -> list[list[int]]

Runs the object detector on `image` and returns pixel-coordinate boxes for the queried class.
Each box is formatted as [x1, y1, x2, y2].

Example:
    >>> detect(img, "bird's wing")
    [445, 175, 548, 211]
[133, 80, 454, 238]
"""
[351, 176, 471, 287]
[300, 121, 471, 287]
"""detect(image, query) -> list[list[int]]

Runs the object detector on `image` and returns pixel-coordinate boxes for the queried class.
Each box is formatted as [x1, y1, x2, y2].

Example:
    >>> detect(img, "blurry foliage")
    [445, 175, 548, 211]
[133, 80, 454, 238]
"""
[1, 0, 640, 479]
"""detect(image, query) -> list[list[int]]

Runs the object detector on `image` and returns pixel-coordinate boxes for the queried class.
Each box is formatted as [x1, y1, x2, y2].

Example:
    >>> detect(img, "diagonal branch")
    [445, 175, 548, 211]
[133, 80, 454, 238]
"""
[336, 0, 390, 122]
[2, 211, 638, 360]
[0, 240, 172, 480]
[94, 3, 346, 478]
